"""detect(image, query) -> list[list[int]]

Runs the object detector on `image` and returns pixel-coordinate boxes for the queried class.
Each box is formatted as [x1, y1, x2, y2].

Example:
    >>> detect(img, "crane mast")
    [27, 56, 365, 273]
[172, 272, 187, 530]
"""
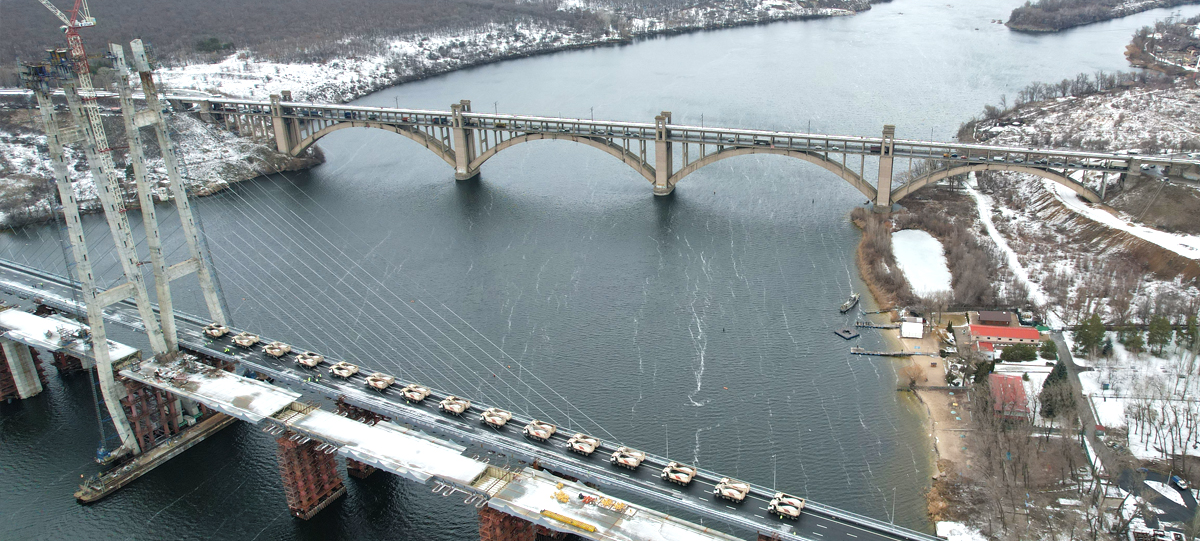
[36, 0, 119, 183]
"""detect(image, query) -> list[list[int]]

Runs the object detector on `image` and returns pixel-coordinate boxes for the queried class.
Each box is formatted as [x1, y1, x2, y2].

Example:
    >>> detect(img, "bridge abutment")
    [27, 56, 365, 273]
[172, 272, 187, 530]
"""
[654, 112, 674, 196]
[874, 124, 896, 212]
[276, 430, 347, 520]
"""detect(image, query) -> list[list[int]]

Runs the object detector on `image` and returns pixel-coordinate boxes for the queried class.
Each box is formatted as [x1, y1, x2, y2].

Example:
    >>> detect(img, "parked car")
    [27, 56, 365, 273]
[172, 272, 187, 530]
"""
[1171, 475, 1189, 490]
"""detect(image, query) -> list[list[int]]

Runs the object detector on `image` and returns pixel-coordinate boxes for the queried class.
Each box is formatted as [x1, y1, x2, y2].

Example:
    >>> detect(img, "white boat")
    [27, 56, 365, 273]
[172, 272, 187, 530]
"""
[840, 293, 860, 313]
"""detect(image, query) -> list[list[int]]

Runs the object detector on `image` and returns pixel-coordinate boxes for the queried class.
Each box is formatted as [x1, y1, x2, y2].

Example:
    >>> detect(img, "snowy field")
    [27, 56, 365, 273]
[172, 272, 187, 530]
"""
[1076, 332, 1200, 461]
[936, 521, 987, 541]
[1043, 179, 1200, 260]
[890, 229, 952, 297]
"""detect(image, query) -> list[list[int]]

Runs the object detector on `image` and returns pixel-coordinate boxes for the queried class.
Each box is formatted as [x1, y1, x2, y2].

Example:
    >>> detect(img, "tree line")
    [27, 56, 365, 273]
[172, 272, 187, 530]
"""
[1006, 0, 1199, 32]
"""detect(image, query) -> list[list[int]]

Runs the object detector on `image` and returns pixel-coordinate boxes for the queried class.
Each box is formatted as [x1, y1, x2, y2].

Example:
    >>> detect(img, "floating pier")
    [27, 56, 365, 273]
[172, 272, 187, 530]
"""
[834, 328, 860, 340]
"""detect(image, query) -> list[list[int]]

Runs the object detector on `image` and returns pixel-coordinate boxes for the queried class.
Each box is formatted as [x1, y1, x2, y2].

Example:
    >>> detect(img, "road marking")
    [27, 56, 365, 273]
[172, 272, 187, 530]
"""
[846, 534, 857, 538]
[816, 524, 828, 528]
[813, 533, 823, 537]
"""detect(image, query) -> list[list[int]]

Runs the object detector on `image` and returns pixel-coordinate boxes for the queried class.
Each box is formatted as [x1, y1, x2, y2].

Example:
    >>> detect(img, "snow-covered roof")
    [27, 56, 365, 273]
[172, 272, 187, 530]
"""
[121, 359, 300, 423]
[489, 468, 743, 541]
[0, 308, 139, 362]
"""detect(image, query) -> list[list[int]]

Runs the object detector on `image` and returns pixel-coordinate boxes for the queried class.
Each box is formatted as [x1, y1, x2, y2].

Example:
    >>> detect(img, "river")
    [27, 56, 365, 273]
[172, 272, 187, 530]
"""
[2, 0, 1198, 539]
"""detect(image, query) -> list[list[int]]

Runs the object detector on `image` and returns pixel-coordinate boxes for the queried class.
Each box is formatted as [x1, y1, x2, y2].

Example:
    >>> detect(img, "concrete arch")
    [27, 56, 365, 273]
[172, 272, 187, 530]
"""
[289, 121, 456, 168]
[890, 163, 1101, 203]
[666, 147, 878, 200]
[468, 133, 656, 184]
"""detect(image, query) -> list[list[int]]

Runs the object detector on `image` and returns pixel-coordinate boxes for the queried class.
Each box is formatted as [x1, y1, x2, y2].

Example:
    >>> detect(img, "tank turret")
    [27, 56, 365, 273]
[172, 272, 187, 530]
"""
[296, 351, 324, 368]
[481, 407, 512, 428]
[566, 433, 600, 456]
[439, 396, 471, 416]
[661, 462, 697, 486]
[610, 447, 645, 470]
[523, 419, 556, 442]
[767, 492, 806, 520]
[400, 383, 431, 404]
[366, 372, 395, 390]
[203, 323, 229, 338]
[263, 341, 291, 358]
[329, 361, 359, 378]
[232, 332, 260, 348]
[713, 477, 751, 503]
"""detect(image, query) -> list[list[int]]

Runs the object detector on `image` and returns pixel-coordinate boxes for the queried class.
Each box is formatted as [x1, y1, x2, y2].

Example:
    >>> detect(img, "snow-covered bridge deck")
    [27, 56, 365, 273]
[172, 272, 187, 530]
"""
[490, 467, 744, 541]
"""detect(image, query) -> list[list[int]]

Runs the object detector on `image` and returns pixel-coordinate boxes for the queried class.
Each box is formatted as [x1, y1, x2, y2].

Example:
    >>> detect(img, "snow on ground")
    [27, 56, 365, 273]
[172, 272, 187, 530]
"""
[1144, 480, 1188, 507]
[151, 2, 862, 103]
[1042, 179, 1200, 260]
[936, 521, 987, 541]
[890, 229, 952, 297]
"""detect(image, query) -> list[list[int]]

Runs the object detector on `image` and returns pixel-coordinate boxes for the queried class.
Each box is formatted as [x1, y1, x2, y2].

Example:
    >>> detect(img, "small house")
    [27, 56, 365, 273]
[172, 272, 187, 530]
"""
[989, 373, 1030, 421]
[977, 311, 1012, 326]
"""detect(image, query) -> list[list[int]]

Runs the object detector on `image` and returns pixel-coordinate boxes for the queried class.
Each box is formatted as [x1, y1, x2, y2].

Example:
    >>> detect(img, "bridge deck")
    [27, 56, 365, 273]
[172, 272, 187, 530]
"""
[121, 359, 299, 423]
[0, 308, 138, 364]
[0, 259, 937, 541]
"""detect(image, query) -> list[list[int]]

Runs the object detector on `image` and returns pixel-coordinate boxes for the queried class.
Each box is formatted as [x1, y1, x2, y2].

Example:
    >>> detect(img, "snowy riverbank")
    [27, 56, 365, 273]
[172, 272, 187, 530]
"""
[152, 1, 872, 103]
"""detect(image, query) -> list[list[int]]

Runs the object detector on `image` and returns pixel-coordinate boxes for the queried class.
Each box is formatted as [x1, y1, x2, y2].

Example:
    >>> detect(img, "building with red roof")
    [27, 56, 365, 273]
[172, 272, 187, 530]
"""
[968, 324, 1042, 347]
[989, 373, 1030, 421]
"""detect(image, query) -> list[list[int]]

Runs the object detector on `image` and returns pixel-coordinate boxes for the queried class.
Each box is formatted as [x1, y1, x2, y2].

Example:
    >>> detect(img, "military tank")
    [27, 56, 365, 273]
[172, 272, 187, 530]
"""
[203, 323, 229, 338]
[713, 477, 751, 503]
[661, 462, 697, 486]
[400, 383, 431, 404]
[329, 361, 359, 378]
[480, 407, 513, 428]
[262, 341, 291, 358]
[232, 332, 260, 348]
[768, 492, 806, 520]
[523, 419, 556, 442]
[296, 351, 324, 368]
[566, 433, 600, 456]
[610, 447, 646, 470]
[365, 372, 395, 390]
[438, 396, 471, 416]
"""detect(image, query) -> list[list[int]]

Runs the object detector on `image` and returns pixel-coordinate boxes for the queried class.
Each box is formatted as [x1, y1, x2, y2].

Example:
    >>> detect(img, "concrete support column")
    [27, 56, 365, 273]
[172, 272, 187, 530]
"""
[874, 124, 896, 211]
[451, 102, 479, 180]
[270, 94, 291, 154]
[1, 338, 43, 399]
[282, 91, 301, 154]
[653, 111, 673, 196]
[478, 506, 537, 541]
[276, 431, 346, 520]
[198, 100, 213, 123]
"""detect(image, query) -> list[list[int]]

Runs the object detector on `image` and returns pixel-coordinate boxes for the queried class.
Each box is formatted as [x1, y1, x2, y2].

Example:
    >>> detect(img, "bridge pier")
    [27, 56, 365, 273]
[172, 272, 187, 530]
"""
[654, 112, 674, 196]
[276, 430, 346, 520]
[51, 351, 85, 376]
[0, 339, 45, 401]
[452, 100, 480, 181]
[873, 124, 896, 211]
[120, 380, 185, 452]
[479, 506, 537, 541]
[335, 397, 386, 479]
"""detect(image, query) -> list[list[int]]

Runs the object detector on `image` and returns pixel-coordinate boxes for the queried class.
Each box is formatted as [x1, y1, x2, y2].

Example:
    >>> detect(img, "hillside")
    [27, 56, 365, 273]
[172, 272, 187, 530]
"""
[1006, 0, 1200, 32]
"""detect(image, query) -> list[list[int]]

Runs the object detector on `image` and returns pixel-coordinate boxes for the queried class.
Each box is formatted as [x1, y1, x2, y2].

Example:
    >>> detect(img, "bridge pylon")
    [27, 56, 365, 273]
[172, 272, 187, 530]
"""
[874, 124, 896, 212]
[653, 111, 673, 195]
[452, 100, 480, 181]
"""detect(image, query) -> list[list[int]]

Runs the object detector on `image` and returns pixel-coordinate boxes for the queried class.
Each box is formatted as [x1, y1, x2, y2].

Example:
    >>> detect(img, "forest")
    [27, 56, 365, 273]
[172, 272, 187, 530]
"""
[1006, 0, 1200, 32]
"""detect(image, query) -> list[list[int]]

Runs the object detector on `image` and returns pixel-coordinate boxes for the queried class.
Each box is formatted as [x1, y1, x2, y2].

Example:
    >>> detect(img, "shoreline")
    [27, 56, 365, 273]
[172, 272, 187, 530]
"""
[1004, 0, 1200, 34]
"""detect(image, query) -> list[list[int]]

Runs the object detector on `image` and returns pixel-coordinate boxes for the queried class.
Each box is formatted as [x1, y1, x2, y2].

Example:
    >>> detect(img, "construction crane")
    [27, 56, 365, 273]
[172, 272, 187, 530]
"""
[35, 0, 122, 166]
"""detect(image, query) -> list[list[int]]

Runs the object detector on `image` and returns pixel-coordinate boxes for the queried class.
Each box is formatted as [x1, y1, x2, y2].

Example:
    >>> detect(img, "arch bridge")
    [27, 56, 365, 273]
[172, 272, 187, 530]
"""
[169, 93, 1200, 209]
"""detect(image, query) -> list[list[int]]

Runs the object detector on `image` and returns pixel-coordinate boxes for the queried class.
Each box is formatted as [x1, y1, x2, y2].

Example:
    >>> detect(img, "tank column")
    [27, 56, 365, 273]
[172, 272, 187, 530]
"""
[653, 111, 674, 196]
[478, 506, 537, 541]
[276, 431, 346, 520]
[0, 338, 44, 400]
[874, 124, 896, 211]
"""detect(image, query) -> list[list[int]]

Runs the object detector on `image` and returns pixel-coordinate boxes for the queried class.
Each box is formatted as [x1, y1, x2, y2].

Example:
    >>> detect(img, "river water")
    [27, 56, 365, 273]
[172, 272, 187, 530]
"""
[3, 1, 1199, 539]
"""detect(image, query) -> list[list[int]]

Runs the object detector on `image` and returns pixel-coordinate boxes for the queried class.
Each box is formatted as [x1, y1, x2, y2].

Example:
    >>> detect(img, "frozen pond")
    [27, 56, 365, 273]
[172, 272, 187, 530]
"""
[891, 229, 952, 297]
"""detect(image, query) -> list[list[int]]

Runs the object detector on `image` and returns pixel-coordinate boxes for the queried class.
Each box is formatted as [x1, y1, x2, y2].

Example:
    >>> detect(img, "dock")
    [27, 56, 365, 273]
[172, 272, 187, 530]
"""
[834, 328, 860, 340]
[850, 347, 912, 357]
[75, 413, 237, 503]
[855, 321, 899, 329]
